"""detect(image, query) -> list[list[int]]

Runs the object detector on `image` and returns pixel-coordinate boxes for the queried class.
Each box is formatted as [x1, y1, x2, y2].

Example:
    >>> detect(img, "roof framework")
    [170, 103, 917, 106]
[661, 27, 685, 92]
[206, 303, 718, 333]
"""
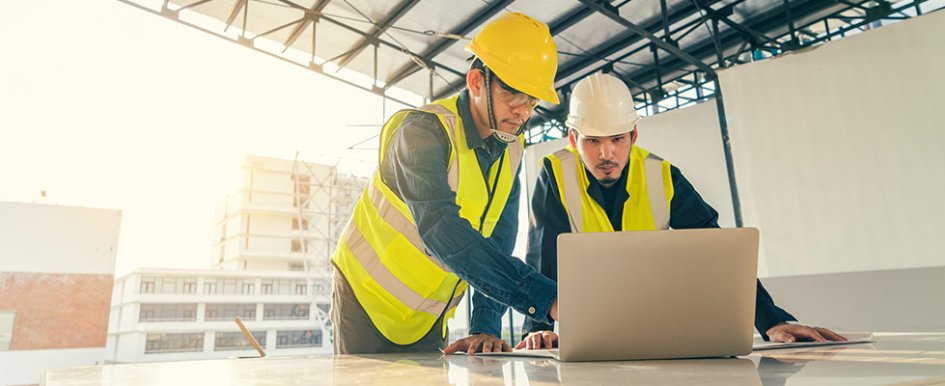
[120, 0, 938, 141]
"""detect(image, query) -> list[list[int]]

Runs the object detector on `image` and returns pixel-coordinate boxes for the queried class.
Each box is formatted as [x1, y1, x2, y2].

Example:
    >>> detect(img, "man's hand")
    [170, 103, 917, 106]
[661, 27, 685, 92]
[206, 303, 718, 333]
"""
[766, 323, 847, 343]
[515, 330, 558, 350]
[443, 333, 511, 355]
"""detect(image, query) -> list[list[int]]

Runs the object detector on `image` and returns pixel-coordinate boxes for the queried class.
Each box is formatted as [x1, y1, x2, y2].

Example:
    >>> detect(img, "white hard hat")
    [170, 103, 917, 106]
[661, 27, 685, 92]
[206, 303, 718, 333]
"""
[565, 72, 640, 137]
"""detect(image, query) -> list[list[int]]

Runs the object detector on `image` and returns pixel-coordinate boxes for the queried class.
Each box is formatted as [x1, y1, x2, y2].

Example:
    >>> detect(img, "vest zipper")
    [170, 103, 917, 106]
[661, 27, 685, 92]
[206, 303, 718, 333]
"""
[478, 152, 506, 233]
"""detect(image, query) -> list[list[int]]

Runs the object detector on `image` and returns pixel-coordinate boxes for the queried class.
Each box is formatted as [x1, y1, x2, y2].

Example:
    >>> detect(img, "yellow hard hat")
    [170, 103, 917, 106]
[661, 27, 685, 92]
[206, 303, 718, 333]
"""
[466, 12, 560, 104]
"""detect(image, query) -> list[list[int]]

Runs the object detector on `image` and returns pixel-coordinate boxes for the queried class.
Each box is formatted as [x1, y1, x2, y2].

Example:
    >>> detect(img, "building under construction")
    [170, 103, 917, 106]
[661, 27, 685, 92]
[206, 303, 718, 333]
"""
[105, 155, 366, 363]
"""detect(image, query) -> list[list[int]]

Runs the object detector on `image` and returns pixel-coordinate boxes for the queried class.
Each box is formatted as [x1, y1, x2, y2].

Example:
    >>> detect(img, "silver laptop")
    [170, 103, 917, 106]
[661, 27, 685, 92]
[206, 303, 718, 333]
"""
[482, 228, 760, 361]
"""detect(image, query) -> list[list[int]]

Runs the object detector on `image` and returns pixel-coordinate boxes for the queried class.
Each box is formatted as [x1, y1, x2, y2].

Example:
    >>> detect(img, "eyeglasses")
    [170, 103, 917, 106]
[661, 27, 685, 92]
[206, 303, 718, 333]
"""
[493, 76, 539, 110]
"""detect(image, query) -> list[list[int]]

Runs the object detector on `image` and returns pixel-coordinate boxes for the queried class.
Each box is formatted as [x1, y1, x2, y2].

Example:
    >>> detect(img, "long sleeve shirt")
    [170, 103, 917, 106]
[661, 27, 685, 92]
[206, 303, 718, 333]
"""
[379, 90, 556, 337]
[522, 152, 796, 340]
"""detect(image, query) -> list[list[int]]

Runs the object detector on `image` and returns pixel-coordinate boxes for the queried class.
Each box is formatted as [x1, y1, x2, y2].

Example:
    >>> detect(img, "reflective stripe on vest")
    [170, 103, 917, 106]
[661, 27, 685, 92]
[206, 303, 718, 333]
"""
[332, 94, 523, 345]
[547, 145, 674, 232]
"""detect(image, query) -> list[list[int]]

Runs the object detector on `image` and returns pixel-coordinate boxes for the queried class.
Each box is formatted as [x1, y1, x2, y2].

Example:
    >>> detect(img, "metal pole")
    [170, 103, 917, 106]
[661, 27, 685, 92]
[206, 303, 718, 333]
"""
[783, 0, 799, 48]
[311, 18, 318, 64]
[660, 0, 671, 40]
[643, 90, 651, 116]
[713, 83, 744, 227]
[695, 72, 703, 100]
[466, 291, 472, 333]
[651, 43, 663, 114]
[507, 312, 515, 347]
[428, 69, 434, 104]
[710, 13, 743, 227]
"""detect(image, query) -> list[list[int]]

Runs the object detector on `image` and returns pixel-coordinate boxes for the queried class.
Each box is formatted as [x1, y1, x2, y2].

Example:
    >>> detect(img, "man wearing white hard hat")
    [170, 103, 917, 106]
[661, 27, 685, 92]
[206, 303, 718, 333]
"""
[515, 72, 847, 350]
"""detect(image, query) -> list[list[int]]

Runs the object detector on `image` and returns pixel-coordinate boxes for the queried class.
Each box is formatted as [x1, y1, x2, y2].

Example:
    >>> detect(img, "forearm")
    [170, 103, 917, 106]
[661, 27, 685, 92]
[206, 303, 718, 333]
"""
[469, 288, 507, 337]
[755, 279, 797, 340]
[419, 207, 557, 324]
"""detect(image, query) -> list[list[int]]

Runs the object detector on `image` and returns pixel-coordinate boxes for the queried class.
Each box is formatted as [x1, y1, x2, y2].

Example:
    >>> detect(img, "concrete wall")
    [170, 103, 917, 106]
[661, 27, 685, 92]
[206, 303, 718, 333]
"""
[0, 348, 105, 386]
[0, 272, 113, 350]
[718, 10, 945, 277]
[0, 202, 120, 275]
[761, 266, 945, 332]
[0, 201, 120, 386]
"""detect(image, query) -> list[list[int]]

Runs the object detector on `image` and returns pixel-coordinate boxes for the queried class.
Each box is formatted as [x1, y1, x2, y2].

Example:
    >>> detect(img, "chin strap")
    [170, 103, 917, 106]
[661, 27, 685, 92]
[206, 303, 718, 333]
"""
[484, 68, 520, 144]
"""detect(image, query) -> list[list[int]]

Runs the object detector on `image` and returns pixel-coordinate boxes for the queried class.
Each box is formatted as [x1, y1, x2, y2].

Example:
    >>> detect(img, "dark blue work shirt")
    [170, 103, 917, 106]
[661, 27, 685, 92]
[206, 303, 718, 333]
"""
[379, 90, 556, 337]
[522, 153, 797, 340]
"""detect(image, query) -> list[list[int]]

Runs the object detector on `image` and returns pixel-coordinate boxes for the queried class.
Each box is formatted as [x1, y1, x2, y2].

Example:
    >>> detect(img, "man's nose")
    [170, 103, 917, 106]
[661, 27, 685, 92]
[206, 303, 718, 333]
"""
[599, 141, 616, 159]
[511, 103, 531, 118]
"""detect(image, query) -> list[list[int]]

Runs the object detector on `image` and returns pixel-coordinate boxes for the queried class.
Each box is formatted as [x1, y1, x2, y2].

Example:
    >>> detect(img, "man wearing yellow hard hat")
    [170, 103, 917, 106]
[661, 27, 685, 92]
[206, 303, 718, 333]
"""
[514, 72, 847, 349]
[329, 12, 559, 354]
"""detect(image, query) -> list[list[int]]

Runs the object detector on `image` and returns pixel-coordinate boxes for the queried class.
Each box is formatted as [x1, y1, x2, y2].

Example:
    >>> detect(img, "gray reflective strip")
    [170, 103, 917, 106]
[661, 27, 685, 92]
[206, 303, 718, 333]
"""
[345, 225, 457, 316]
[553, 149, 584, 233]
[644, 153, 670, 230]
[446, 289, 465, 310]
[419, 104, 461, 191]
[507, 138, 523, 175]
[366, 180, 451, 272]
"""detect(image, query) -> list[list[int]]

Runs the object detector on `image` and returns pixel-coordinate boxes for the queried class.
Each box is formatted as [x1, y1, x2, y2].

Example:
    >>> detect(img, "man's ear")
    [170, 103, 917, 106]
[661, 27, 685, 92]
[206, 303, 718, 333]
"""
[629, 126, 638, 145]
[568, 128, 578, 149]
[467, 69, 483, 98]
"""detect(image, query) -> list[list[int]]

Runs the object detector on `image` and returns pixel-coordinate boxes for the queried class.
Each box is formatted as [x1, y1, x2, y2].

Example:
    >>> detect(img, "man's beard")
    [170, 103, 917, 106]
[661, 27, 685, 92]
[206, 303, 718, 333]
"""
[596, 161, 620, 186]
[599, 177, 618, 186]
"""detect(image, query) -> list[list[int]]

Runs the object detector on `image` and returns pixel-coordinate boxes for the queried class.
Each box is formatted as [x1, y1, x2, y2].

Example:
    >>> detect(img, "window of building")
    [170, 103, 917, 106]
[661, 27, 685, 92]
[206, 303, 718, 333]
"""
[241, 282, 255, 295]
[263, 304, 309, 320]
[291, 240, 302, 252]
[312, 279, 328, 294]
[160, 277, 179, 294]
[294, 283, 307, 295]
[139, 304, 198, 322]
[214, 331, 267, 351]
[261, 281, 273, 295]
[293, 175, 311, 208]
[140, 277, 156, 294]
[145, 333, 204, 354]
[182, 281, 197, 294]
[204, 280, 218, 294]
[291, 218, 310, 230]
[316, 303, 330, 315]
[204, 304, 257, 322]
[276, 280, 292, 295]
[242, 305, 256, 319]
[222, 279, 238, 294]
[276, 330, 321, 349]
[288, 263, 304, 272]
[0, 311, 15, 351]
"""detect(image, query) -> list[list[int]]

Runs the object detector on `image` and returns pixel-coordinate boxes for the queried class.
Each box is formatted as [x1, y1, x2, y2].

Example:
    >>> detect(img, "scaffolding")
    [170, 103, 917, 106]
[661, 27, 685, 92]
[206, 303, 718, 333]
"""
[290, 153, 367, 339]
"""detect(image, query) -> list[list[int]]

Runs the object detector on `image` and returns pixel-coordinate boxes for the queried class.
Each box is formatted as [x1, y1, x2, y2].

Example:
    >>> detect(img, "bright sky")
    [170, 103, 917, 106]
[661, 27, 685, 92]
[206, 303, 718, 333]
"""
[0, 0, 415, 275]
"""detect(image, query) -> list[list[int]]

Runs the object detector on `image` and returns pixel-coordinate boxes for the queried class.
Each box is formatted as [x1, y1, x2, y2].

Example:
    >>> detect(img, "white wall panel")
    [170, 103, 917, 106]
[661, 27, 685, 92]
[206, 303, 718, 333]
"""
[636, 99, 735, 228]
[719, 11, 945, 277]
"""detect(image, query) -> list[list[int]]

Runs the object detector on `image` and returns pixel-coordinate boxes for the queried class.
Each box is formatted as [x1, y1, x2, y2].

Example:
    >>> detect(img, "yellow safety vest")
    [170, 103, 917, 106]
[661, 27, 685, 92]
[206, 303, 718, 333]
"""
[546, 145, 674, 232]
[331, 94, 523, 345]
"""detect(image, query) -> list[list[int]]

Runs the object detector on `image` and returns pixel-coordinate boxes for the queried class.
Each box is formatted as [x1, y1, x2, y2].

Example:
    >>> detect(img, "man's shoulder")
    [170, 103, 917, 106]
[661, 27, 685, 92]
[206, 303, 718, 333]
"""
[393, 109, 450, 141]
[399, 109, 443, 128]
